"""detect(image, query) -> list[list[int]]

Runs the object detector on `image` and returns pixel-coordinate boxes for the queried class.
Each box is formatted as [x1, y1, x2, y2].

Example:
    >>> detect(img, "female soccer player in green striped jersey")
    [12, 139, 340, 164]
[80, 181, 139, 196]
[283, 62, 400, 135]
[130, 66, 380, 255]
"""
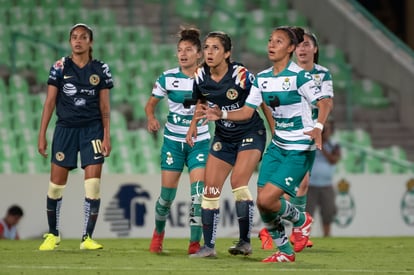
[203, 26, 333, 263]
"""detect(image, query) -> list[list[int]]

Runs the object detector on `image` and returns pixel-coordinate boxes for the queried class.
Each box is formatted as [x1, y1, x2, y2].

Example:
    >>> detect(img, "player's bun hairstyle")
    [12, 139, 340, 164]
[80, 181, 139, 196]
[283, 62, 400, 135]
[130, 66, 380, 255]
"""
[178, 26, 202, 52]
[70, 23, 93, 41]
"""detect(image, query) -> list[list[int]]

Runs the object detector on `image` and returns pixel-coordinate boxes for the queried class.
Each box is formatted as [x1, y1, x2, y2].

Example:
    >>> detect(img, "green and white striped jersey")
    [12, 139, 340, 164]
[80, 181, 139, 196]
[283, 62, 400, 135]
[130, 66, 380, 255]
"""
[309, 63, 334, 120]
[152, 67, 210, 142]
[246, 61, 323, 151]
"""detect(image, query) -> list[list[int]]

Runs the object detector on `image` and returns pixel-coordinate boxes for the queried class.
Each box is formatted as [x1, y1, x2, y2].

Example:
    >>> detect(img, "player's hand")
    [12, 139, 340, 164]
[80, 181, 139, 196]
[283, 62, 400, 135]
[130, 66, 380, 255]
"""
[186, 126, 198, 147]
[304, 128, 322, 150]
[38, 137, 48, 158]
[147, 117, 160, 133]
[102, 140, 111, 157]
[205, 105, 222, 121]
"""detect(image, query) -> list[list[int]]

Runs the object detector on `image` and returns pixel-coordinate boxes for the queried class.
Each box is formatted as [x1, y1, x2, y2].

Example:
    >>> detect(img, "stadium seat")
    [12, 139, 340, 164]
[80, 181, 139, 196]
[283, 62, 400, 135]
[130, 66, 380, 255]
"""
[217, 0, 246, 14]
[175, 0, 207, 20]
[285, 10, 308, 26]
[353, 78, 390, 108]
[246, 26, 269, 56]
[209, 11, 244, 37]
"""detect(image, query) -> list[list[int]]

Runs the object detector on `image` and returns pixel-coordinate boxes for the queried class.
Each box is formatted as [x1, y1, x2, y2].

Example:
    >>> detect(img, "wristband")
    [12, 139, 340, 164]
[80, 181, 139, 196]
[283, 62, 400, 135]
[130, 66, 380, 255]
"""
[315, 122, 324, 130]
[221, 110, 228, 119]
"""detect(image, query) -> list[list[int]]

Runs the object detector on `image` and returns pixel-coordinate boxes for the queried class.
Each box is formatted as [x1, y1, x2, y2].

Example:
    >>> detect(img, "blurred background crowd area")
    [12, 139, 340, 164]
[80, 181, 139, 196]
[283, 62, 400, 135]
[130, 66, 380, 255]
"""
[0, 0, 413, 175]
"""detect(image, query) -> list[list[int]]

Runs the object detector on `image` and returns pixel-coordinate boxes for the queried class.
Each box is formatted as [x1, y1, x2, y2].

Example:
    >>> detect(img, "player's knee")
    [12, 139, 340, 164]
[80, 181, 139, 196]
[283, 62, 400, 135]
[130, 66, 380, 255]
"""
[201, 196, 220, 209]
[85, 178, 100, 199]
[232, 186, 253, 201]
[47, 181, 66, 199]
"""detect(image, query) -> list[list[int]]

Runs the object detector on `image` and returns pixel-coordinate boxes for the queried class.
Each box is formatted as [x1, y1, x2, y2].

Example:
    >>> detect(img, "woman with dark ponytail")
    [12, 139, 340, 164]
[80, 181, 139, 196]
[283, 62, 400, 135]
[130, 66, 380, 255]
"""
[203, 26, 333, 262]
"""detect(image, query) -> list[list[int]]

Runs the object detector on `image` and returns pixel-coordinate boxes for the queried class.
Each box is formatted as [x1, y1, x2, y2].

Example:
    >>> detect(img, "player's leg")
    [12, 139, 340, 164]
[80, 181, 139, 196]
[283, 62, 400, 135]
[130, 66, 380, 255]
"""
[257, 184, 296, 262]
[150, 138, 184, 253]
[320, 185, 337, 237]
[79, 124, 105, 250]
[228, 148, 262, 256]
[187, 139, 208, 254]
[39, 126, 76, 251]
[190, 154, 231, 258]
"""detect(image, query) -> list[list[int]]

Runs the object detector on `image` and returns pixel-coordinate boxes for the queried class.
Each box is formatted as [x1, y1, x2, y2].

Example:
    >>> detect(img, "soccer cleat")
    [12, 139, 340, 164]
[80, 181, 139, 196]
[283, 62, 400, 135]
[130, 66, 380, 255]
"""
[188, 241, 201, 254]
[292, 212, 313, 253]
[149, 230, 164, 253]
[258, 228, 274, 250]
[39, 233, 61, 251]
[80, 236, 103, 250]
[289, 233, 313, 248]
[189, 245, 217, 258]
[228, 239, 252, 256]
[262, 251, 295, 263]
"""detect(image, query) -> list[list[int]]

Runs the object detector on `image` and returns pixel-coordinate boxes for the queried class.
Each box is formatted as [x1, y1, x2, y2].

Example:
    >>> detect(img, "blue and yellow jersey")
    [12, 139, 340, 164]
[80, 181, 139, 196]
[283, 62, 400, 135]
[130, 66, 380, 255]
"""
[48, 57, 114, 127]
[193, 62, 264, 142]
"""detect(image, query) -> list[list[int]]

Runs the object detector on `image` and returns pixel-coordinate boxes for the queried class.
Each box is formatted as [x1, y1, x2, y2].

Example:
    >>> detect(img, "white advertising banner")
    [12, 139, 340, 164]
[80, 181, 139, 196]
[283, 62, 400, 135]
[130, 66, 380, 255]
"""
[0, 173, 413, 239]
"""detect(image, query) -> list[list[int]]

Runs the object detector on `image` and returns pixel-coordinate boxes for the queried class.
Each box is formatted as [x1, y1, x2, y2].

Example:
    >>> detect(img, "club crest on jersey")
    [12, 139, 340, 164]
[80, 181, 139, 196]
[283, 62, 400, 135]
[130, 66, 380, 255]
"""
[226, 88, 238, 100]
[282, 78, 291, 90]
[313, 74, 322, 87]
[212, 142, 222, 151]
[89, 74, 100, 85]
[55, 152, 65, 161]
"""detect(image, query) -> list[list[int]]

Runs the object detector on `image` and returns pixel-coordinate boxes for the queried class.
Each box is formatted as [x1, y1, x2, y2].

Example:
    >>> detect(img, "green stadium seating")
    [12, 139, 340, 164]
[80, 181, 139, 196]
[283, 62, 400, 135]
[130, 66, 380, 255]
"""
[175, 0, 206, 21]
[209, 11, 244, 37]
[353, 78, 390, 108]
[217, 0, 246, 14]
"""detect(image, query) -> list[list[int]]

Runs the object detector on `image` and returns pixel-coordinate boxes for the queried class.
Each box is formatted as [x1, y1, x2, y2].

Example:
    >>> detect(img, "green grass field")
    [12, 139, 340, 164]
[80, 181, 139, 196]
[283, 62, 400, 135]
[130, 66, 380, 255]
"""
[1, 237, 413, 274]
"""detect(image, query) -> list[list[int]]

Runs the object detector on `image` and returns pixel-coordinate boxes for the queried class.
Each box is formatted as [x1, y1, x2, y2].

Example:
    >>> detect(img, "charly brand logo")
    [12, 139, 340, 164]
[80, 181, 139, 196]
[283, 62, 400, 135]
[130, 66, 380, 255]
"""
[401, 178, 414, 226]
[334, 179, 355, 228]
[104, 183, 151, 237]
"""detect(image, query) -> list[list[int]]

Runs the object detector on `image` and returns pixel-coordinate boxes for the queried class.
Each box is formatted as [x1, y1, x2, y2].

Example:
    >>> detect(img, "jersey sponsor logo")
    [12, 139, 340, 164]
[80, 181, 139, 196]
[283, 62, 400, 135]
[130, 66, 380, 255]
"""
[63, 83, 77, 96]
[55, 152, 65, 161]
[74, 98, 86, 106]
[212, 141, 222, 151]
[64, 75, 73, 79]
[226, 88, 238, 100]
[172, 80, 179, 88]
[282, 77, 291, 90]
[276, 121, 294, 128]
[261, 80, 268, 89]
[89, 74, 100, 85]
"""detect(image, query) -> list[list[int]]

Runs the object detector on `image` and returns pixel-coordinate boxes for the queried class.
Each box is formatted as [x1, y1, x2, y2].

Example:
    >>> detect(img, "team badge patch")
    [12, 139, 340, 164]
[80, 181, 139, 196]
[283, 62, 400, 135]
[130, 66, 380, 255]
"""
[89, 74, 100, 85]
[55, 152, 65, 161]
[282, 77, 291, 90]
[212, 142, 222, 151]
[226, 88, 238, 100]
[313, 74, 322, 87]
